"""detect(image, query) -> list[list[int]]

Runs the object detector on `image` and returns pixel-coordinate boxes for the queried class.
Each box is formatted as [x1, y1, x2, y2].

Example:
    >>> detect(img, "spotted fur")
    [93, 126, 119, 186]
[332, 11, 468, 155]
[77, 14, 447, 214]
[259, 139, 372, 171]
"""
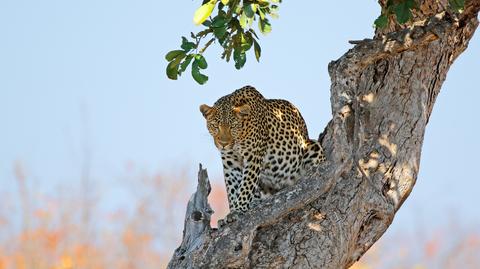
[200, 86, 325, 212]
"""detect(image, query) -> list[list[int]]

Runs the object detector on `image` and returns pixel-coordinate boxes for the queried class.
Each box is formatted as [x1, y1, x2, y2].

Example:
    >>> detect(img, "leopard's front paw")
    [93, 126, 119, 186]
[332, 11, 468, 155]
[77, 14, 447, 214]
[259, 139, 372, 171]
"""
[218, 210, 243, 227]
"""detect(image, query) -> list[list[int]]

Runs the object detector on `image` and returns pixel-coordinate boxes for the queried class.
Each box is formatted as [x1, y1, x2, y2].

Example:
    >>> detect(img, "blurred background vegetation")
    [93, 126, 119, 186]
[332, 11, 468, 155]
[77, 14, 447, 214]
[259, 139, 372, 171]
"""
[1, 160, 479, 269]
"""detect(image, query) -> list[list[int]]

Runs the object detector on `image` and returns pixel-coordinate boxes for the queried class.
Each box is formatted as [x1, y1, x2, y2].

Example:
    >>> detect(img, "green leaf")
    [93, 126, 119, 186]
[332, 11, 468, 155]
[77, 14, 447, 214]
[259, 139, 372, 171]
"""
[234, 5, 242, 14]
[233, 49, 246, 69]
[249, 29, 259, 39]
[195, 54, 208, 69]
[166, 62, 178, 80]
[239, 12, 248, 29]
[193, 0, 216, 26]
[374, 14, 388, 28]
[394, 2, 413, 24]
[192, 61, 209, 85]
[222, 42, 234, 62]
[211, 15, 228, 28]
[258, 8, 265, 20]
[449, 0, 465, 12]
[166, 55, 184, 80]
[165, 50, 186, 61]
[240, 33, 253, 51]
[179, 54, 194, 75]
[181, 37, 196, 51]
[213, 24, 228, 43]
[258, 19, 272, 35]
[253, 38, 261, 62]
[258, 1, 269, 8]
[244, 4, 255, 18]
[406, 0, 417, 9]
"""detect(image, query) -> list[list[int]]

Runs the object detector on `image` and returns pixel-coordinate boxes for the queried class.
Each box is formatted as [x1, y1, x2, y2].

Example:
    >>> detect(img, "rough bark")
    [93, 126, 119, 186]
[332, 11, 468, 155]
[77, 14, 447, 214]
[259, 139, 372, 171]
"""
[168, 1, 480, 268]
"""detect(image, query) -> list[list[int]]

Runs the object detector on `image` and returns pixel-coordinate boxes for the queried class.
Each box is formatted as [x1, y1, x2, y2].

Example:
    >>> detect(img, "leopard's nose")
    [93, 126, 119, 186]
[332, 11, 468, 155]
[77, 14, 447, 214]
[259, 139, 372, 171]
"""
[218, 139, 230, 147]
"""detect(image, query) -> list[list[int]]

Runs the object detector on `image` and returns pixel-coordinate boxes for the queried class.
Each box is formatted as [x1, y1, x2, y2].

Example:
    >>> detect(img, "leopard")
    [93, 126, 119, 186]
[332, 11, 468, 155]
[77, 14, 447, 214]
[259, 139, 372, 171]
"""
[200, 86, 326, 213]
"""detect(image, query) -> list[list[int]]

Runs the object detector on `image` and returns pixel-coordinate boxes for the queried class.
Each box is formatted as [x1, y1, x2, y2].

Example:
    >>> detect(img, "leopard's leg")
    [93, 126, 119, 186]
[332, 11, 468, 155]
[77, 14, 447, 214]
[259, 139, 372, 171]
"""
[221, 150, 243, 211]
[250, 175, 268, 207]
[234, 153, 263, 212]
[220, 150, 264, 226]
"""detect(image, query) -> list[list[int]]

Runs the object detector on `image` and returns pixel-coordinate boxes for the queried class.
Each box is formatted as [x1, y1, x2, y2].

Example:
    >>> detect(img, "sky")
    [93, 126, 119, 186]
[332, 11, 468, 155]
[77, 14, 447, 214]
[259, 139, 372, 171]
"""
[0, 0, 479, 237]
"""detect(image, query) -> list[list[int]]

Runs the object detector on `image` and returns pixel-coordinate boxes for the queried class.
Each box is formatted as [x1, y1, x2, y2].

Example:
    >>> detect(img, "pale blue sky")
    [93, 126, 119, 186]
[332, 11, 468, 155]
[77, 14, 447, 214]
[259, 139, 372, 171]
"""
[0, 0, 479, 236]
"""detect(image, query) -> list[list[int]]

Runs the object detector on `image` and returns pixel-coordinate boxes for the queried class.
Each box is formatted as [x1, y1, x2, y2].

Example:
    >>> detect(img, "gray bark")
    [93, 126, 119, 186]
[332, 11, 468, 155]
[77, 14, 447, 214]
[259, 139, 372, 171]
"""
[168, 1, 480, 268]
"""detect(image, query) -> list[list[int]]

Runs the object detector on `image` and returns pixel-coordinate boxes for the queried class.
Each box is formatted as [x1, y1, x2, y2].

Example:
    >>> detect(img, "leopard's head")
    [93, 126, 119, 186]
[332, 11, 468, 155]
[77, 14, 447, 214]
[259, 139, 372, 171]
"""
[200, 97, 251, 150]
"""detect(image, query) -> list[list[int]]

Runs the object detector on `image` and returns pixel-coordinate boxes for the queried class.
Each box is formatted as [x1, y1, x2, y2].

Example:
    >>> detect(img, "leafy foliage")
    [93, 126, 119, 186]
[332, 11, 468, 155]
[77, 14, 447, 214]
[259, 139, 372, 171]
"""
[449, 0, 465, 13]
[374, 0, 418, 28]
[165, 0, 282, 84]
[166, 0, 467, 83]
[374, 0, 466, 28]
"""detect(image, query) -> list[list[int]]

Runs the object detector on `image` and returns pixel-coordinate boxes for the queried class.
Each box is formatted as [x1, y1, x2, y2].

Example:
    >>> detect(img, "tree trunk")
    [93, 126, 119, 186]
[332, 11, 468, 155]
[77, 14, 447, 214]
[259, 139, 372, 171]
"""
[168, 1, 480, 268]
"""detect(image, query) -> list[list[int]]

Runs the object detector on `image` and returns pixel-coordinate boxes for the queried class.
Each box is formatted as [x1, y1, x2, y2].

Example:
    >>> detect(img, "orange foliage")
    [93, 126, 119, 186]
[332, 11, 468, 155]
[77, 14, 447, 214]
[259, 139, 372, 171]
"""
[2, 162, 479, 269]
[0, 162, 197, 269]
[424, 236, 441, 258]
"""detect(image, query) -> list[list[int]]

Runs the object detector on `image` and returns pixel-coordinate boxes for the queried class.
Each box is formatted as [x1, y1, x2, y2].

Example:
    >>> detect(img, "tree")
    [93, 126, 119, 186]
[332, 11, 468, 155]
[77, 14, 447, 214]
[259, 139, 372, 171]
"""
[167, 0, 480, 268]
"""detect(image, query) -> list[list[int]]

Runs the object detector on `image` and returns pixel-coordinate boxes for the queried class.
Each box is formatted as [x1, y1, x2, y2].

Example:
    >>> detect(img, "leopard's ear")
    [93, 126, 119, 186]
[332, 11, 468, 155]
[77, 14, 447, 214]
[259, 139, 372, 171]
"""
[199, 104, 213, 118]
[233, 104, 251, 118]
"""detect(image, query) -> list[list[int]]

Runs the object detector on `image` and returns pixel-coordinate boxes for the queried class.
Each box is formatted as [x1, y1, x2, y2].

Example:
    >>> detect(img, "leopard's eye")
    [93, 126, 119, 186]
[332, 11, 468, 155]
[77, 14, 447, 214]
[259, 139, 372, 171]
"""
[208, 122, 219, 134]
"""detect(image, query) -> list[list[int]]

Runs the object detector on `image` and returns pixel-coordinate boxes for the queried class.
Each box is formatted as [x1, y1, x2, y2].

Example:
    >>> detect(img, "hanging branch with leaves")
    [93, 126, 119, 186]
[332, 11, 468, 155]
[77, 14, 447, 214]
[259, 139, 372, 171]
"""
[165, 0, 281, 85]
[166, 0, 466, 85]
